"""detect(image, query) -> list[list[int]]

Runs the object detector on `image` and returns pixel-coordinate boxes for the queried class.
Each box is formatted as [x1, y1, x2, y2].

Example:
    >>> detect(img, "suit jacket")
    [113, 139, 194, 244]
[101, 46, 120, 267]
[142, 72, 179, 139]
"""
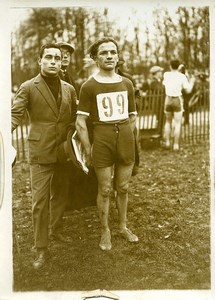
[59, 69, 80, 95]
[12, 74, 77, 164]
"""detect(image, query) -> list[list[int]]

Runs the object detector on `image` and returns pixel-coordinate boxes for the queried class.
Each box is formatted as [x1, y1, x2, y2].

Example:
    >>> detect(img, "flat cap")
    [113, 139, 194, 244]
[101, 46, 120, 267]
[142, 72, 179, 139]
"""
[57, 129, 80, 169]
[150, 66, 164, 74]
[56, 42, 75, 54]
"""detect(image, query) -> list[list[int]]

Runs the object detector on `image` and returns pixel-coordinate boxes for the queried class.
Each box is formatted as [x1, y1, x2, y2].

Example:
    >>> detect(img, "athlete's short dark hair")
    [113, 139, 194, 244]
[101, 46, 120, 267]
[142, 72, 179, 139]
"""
[88, 37, 119, 60]
[170, 59, 180, 70]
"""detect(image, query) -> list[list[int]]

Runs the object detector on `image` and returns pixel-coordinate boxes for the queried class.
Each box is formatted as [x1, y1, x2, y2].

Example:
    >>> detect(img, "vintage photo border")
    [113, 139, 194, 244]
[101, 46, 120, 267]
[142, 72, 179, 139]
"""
[0, 0, 214, 299]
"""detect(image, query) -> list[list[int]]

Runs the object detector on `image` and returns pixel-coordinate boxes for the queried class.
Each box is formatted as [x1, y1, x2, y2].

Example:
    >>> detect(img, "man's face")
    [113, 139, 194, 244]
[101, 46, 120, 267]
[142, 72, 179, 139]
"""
[38, 47, 62, 77]
[61, 46, 72, 68]
[156, 70, 163, 80]
[95, 42, 118, 71]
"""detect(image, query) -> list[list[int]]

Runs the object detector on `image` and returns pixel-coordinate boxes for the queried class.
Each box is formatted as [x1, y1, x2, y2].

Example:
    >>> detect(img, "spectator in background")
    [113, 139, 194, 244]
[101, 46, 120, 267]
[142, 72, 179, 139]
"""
[83, 55, 100, 78]
[178, 64, 186, 75]
[76, 55, 100, 90]
[11, 43, 77, 269]
[56, 41, 79, 95]
[163, 59, 195, 150]
[148, 66, 165, 91]
[188, 72, 209, 109]
[116, 59, 138, 91]
[115, 58, 140, 175]
[140, 65, 165, 136]
[141, 65, 164, 96]
[178, 64, 191, 125]
[55, 43, 98, 214]
[148, 66, 165, 130]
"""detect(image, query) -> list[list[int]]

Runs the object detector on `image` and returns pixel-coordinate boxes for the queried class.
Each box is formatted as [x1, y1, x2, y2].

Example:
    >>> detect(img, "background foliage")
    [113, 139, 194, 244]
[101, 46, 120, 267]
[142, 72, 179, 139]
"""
[11, 5, 209, 87]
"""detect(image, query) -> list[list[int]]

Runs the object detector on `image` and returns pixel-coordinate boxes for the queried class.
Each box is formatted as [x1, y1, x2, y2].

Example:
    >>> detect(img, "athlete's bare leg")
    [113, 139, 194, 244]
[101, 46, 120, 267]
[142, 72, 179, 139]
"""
[164, 112, 173, 148]
[114, 163, 138, 242]
[94, 166, 113, 251]
[173, 111, 183, 150]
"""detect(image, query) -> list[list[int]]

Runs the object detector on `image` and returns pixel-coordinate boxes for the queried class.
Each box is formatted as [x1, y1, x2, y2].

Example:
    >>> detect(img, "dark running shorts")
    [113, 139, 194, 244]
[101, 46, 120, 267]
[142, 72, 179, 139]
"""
[164, 96, 184, 113]
[92, 120, 135, 168]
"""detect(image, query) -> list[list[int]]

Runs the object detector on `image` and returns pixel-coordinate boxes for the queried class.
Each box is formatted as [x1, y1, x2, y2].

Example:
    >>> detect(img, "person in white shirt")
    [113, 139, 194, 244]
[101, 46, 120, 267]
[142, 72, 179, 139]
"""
[163, 60, 195, 150]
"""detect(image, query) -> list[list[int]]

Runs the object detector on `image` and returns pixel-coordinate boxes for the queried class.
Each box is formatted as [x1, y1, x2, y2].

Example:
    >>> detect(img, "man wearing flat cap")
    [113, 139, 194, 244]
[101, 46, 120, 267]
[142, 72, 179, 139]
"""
[149, 65, 164, 91]
[141, 65, 165, 134]
[141, 65, 164, 94]
[56, 41, 79, 95]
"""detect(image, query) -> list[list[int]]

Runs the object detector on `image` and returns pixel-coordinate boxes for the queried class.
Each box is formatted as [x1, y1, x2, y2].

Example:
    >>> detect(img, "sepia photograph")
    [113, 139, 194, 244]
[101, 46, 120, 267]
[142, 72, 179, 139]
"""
[0, 0, 214, 299]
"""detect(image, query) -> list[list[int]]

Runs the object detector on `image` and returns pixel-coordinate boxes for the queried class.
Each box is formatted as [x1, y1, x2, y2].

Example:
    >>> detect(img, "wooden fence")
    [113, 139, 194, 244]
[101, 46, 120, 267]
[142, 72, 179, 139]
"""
[137, 88, 209, 148]
[12, 88, 210, 161]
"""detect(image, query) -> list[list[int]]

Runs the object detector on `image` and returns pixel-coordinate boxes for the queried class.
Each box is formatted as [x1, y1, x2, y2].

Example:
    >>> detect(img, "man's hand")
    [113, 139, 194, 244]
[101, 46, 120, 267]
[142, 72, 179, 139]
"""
[84, 148, 93, 168]
[129, 114, 137, 132]
[76, 114, 92, 167]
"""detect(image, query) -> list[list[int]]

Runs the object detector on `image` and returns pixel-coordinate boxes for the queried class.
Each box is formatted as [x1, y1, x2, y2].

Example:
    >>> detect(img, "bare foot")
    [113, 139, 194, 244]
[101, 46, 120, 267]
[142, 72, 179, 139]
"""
[99, 230, 112, 251]
[119, 228, 139, 242]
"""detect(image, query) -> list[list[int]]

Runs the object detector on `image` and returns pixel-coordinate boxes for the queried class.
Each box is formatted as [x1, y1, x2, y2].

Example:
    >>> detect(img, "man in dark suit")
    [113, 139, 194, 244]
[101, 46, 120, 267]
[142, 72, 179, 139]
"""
[11, 43, 77, 269]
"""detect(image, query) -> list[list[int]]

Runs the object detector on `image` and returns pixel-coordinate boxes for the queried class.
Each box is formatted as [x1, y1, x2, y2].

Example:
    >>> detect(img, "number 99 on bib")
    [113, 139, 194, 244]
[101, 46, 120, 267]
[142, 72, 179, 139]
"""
[96, 91, 129, 122]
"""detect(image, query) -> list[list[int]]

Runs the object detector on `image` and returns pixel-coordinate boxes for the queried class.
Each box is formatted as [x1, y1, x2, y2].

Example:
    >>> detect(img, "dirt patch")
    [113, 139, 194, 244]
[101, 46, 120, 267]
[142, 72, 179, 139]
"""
[12, 142, 210, 291]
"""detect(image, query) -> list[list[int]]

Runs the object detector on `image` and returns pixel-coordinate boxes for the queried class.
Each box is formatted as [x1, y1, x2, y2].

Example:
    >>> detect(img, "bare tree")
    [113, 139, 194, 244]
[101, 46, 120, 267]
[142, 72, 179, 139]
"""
[11, 6, 209, 86]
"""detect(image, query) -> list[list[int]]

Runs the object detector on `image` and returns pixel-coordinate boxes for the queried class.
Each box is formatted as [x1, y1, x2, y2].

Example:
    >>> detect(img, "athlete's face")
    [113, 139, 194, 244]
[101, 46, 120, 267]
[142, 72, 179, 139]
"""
[95, 42, 119, 71]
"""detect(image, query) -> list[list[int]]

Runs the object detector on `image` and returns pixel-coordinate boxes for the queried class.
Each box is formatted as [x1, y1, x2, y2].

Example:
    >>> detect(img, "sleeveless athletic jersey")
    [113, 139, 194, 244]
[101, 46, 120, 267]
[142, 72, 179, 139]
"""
[77, 76, 136, 122]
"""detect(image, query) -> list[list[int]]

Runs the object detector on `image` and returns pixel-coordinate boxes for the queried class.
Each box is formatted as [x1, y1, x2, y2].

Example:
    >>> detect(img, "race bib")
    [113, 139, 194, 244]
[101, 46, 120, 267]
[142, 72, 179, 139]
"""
[96, 91, 128, 121]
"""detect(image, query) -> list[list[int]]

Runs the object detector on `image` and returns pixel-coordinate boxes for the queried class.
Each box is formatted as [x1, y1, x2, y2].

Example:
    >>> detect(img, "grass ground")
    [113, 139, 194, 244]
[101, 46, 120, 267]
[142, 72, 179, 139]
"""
[12, 142, 210, 291]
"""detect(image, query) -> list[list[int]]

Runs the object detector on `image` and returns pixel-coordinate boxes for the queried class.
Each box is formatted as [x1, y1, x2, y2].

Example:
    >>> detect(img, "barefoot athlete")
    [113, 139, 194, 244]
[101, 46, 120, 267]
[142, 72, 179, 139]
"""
[75, 37, 139, 251]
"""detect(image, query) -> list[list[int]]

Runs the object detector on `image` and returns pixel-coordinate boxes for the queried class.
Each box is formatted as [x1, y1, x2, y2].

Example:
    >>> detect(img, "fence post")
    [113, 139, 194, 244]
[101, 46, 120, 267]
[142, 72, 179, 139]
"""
[138, 90, 165, 149]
